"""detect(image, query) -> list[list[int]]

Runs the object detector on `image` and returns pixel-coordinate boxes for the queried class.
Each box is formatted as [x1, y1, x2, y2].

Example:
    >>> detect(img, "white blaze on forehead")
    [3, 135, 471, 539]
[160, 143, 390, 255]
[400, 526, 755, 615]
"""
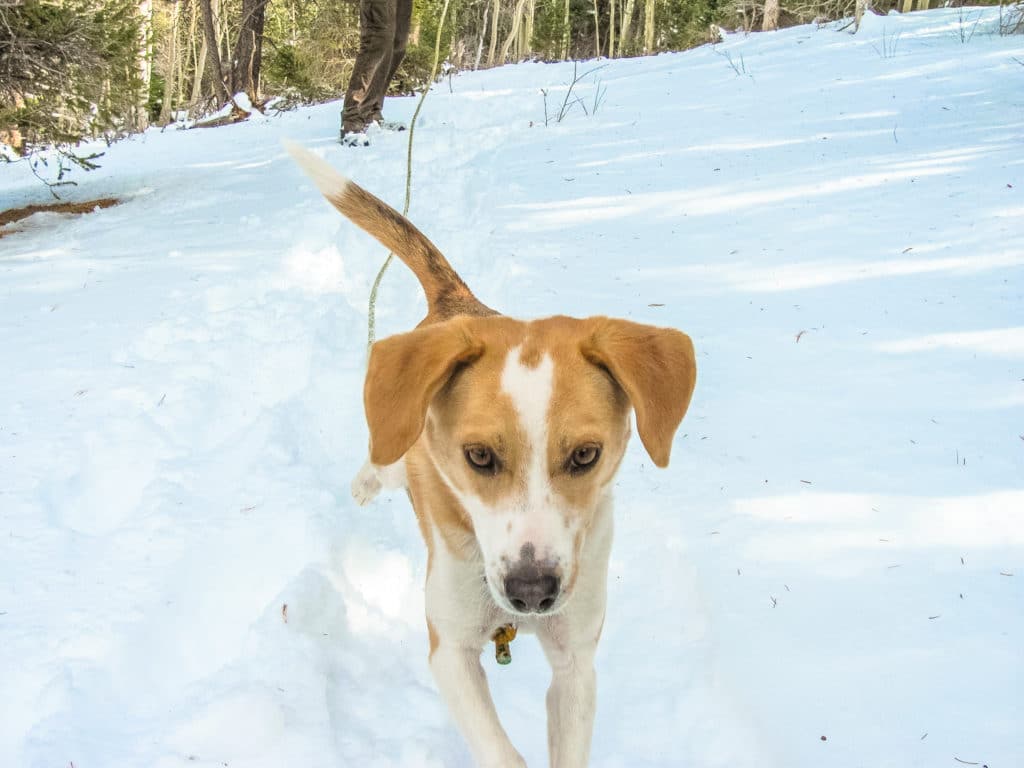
[500, 346, 555, 481]
[499, 347, 577, 557]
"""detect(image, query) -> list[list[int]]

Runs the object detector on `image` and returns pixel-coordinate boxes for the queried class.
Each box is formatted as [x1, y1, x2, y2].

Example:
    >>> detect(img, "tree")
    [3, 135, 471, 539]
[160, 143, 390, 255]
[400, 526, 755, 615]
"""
[198, 0, 230, 103]
[0, 0, 144, 155]
[231, 0, 269, 100]
[763, 0, 779, 30]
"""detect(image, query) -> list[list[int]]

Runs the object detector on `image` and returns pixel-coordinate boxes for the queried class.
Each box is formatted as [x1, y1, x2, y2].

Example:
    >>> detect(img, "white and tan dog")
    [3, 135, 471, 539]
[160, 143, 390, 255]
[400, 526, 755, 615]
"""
[287, 141, 697, 768]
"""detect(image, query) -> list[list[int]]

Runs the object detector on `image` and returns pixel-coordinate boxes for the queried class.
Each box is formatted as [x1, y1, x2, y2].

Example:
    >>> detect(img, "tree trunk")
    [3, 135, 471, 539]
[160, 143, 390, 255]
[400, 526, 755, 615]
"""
[188, 0, 205, 107]
[643, 0, 655, 54]
[561, 0, 570, 59]
[487, 0, 500, 66]
[619, 0, 635, 56]
[199, 0, 230, 103]
[499, 0, 528, 63]
[231, 0, 269, 101]
[523, 0, 535, 58]
[762, 0, 779, 31]
[475, 3, 489, 69]
[609, 0, 616, 57]
[592, 0, 601, 58]
[134, 0, 153, 131]
[159, 0, 180, 124]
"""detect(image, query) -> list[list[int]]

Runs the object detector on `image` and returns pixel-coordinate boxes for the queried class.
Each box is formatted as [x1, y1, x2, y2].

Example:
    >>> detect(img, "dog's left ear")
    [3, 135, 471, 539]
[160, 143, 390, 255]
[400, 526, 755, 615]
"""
[581, 318, 697, 468]
[364, 318, 484, 466]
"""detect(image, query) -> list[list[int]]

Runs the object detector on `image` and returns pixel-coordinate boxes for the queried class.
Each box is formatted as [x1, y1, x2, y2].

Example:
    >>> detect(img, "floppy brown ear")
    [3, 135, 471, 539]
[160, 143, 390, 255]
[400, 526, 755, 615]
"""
[364, 318, 484, 466]
[581, 317, 697, 468]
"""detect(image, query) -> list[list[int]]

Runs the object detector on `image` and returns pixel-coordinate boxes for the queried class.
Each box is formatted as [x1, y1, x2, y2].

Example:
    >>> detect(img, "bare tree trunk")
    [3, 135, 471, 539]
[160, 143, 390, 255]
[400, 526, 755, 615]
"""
[159, 0, 181, 124]
[231, 0, 269, 101]
[190, 0, 208, 107]
[855, 0, 867, 30]
[619, 0, 635, 56]
[643, 0, 655, 54]
[134, 0, 153, 131]
[199, 0, 230, 103]
[561, 0, 570, 59]
[217, 0, 231, 73]
[762, 0, 779, 30]
[499, 0, 528, 63]
[609, 0, 616, 56]
[592, 0, 601, 58]
[487, 0, 500, 66]
[523, 0, 535, 58]
[475, 3, 489, 69]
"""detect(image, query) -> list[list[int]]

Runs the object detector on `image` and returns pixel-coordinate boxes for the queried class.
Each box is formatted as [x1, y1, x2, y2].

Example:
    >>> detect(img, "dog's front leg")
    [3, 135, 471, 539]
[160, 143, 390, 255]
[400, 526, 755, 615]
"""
[430, 643, 526, 768]
[538, 623, 598, 768]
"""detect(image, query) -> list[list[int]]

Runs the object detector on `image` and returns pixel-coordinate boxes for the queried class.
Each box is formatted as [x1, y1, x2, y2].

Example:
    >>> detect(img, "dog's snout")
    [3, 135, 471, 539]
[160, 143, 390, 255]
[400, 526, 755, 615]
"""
[504, 565, 560, 614]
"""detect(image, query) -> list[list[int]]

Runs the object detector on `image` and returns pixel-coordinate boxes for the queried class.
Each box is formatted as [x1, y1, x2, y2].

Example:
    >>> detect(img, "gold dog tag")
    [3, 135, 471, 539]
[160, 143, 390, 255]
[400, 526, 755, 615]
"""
[492, 624, 517, 665]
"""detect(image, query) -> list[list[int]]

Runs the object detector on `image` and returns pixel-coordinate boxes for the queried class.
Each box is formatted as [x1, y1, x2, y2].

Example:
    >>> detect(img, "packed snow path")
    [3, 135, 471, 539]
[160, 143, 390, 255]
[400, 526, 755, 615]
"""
[1, 9, 1022, 767]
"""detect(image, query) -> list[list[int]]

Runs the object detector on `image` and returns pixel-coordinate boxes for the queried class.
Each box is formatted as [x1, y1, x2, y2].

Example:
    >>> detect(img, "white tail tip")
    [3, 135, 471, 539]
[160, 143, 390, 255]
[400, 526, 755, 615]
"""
[282, 138, 350, 199]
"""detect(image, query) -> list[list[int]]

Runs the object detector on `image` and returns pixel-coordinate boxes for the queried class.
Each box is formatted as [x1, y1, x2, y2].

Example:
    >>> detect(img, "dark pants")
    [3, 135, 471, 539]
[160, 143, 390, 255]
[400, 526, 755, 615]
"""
[341, 0, 412, 134]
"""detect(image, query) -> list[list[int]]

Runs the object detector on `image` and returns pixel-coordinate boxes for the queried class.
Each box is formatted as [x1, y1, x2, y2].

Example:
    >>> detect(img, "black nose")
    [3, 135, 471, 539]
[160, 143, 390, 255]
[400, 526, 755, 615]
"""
[504, 568, 560, 614]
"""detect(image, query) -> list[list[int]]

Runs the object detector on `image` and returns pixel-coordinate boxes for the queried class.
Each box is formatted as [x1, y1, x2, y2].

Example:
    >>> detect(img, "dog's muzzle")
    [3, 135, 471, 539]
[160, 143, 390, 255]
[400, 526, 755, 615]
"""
[502, 543, 560, 614]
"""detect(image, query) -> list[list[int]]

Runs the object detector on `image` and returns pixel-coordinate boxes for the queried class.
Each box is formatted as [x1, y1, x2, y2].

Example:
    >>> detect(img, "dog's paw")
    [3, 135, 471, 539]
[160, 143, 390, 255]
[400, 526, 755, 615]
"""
[351, 460, 383, 506]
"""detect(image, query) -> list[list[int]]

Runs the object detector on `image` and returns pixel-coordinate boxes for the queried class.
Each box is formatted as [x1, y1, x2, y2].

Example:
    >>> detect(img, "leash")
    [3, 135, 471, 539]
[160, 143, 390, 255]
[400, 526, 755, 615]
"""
[360, 3, 519, 668]
[366, 0, 453, 351]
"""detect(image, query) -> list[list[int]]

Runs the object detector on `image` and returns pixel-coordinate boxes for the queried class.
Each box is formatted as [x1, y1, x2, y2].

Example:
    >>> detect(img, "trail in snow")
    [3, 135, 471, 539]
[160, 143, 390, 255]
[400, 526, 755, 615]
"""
[1, 9, 1022, 768]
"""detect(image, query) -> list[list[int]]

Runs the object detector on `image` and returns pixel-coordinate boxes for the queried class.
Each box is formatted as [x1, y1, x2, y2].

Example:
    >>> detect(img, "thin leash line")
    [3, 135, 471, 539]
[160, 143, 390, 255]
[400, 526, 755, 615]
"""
[367, 0, 453, 351]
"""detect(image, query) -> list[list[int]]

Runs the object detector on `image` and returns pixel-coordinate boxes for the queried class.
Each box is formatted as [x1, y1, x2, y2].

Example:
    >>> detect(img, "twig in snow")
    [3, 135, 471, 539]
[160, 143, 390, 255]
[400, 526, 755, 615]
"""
[795, 330, 807, 343]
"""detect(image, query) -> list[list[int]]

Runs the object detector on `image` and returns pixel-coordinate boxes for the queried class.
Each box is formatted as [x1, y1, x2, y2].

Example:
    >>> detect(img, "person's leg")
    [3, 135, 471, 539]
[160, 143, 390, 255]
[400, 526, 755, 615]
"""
[361, 0, 399, 125]
[341, 0, 395, 135]
[384, 0, 413, 92]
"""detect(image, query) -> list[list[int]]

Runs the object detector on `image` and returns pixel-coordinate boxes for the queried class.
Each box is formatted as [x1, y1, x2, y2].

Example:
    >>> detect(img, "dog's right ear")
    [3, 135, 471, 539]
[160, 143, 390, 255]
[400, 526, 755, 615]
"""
[364, 318, 484, 466]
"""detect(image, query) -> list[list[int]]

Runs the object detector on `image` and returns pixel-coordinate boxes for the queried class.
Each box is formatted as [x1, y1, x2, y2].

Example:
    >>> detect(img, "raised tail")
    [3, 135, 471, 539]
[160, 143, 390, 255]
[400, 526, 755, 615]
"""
[283, 139, 495, 322]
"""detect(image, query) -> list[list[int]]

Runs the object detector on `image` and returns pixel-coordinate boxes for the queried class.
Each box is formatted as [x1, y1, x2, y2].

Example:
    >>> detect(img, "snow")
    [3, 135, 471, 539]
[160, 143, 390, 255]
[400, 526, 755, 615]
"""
[2, 8, 1022, 767]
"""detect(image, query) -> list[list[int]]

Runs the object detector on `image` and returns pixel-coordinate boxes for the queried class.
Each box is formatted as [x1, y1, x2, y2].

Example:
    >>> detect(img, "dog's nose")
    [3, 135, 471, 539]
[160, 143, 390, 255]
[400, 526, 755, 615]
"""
[504, 568, 560, 614]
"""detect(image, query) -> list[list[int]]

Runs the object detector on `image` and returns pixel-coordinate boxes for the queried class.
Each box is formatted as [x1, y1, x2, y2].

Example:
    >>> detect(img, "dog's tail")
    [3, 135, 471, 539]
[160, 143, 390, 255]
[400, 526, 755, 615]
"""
[284, 139, 494, 321]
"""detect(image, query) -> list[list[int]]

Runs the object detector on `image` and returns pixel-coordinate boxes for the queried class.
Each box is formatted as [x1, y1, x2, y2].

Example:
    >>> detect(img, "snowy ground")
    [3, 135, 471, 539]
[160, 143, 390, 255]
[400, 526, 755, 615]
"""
[2, 8, 1022, 767]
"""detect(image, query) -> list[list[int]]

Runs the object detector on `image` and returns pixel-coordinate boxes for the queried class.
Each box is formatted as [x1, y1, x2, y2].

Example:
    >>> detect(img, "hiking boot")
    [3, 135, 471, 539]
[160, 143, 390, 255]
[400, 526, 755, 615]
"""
[340, 129, 370, 147]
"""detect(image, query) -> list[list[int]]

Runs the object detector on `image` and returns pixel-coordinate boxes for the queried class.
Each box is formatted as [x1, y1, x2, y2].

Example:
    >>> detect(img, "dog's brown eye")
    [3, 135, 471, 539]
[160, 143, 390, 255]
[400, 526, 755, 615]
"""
[569, 444, 601, 474]
[465, 445, 497, 474]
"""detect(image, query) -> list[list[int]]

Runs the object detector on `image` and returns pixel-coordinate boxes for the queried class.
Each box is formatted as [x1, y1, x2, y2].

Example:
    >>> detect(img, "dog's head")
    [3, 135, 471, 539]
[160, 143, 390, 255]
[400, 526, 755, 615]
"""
[365, 314, 696, 616]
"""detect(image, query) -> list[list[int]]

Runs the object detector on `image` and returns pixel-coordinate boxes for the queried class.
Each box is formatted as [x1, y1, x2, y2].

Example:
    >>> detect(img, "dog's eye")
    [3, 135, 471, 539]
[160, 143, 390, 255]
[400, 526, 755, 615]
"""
[568, 444, 601, 474]
[465, 445, 497, 474]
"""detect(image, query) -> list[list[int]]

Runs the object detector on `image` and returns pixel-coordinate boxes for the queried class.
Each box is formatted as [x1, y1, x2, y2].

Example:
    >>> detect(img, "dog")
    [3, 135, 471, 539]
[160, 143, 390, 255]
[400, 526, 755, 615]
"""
[286, 140, 697, 767]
